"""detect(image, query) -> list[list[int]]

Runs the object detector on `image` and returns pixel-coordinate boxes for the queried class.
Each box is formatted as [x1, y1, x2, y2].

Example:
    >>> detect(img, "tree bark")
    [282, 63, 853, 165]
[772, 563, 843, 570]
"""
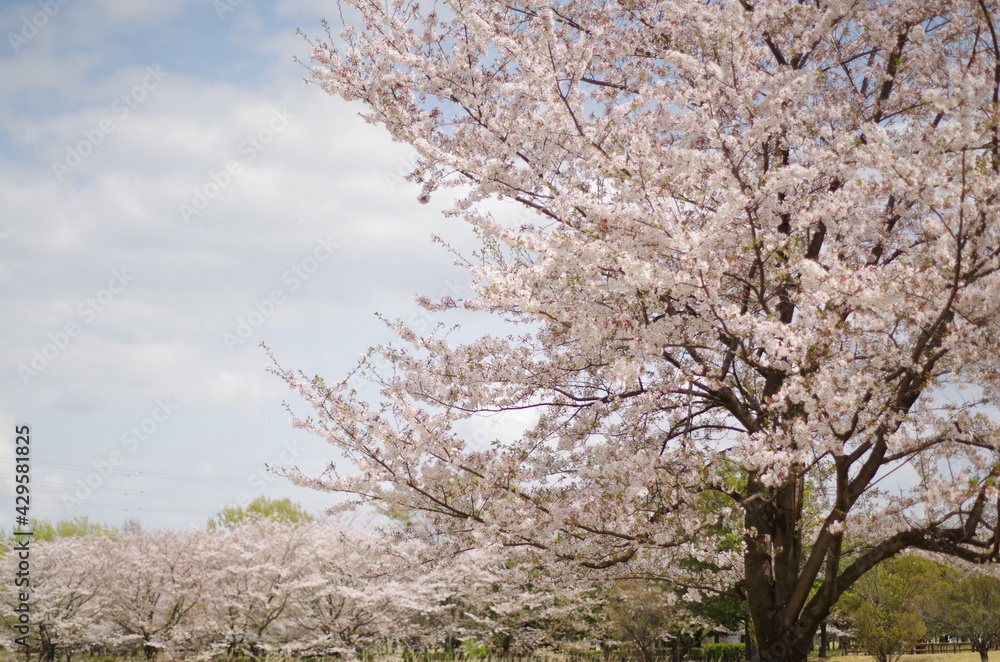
[752, 619, 814, 662]
[745, 476, 818, 662]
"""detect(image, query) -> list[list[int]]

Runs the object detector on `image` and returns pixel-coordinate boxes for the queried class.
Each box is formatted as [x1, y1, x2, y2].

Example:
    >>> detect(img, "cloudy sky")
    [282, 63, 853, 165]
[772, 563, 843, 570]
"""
[1, 0, 486, 531]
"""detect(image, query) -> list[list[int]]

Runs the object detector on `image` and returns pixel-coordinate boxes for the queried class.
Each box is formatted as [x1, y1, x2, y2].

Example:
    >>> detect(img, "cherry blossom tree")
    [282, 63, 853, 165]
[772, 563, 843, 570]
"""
[284, 523, 409, 656]
[445, 551, 607, 656]
[277, 0, 1000, 660]
[200, 521, 318, 658]
[2, 522, 623, 659]
[1, 536, 114, 662]
[98, 529, 216, 659]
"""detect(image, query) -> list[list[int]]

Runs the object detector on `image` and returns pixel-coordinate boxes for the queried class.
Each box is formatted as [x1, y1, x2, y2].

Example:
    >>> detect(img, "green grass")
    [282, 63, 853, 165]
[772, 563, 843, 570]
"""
[812, 653, 991, 662]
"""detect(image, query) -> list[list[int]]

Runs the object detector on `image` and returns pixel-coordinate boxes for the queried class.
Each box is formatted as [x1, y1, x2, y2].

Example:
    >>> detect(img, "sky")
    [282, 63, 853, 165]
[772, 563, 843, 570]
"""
[0, 0, 487, 531]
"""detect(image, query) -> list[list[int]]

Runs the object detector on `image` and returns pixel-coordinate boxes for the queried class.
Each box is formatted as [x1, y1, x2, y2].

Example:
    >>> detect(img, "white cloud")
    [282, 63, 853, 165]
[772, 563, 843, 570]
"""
[0, 0, 488, 528]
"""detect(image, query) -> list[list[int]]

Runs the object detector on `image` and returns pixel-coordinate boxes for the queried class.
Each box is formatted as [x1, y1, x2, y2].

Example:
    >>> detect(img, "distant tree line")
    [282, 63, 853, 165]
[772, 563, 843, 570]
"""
[0, 500, 723, 662]
[6, 503, 999, 662]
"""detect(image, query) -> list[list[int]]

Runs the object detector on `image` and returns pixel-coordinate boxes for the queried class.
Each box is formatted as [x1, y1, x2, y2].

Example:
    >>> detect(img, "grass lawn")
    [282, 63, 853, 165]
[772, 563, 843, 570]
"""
[812, 653, 991, 662]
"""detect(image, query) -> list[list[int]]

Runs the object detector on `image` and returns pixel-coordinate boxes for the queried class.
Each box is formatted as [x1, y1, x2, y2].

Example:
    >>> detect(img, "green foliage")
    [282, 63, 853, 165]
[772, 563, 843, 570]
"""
[850, 602, 925, 662]
[25, 516, 115, 541]
[689, 593, 746, 634]
[941, 572, 1000, 662]
[461, 642, 490, 658]
[702, 643, 745, 662]
[837, 555, 932, 662]
[834, 554, 1000, 662]
[207, 496, 315, 531]
[900, 558, 960, 640]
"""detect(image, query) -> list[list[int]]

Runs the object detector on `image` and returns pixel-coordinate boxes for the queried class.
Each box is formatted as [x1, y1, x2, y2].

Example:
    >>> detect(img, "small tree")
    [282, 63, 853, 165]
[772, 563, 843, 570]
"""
[837, 556, 929, 662]
[285, 523, 404, 656]
[944, 571, 1000, 662]
[604, 580, 701, 662]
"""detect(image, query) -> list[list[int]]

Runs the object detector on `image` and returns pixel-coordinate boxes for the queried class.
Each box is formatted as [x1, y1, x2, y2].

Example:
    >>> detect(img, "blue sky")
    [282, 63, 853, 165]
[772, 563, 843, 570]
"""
[0, 0, 482, 530]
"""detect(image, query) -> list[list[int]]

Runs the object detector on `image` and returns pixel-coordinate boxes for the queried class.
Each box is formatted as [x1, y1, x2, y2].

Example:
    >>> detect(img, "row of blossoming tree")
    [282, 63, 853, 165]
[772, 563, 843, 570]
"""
[7, 518, 1000, 662]
[0, 519, 712, 662]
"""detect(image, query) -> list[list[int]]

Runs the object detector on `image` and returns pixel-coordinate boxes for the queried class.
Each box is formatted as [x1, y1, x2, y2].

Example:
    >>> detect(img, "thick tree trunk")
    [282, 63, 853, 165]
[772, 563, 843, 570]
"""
[745, 477, 818, 662]
[37, 626, 56, 662]
[751, 620, 816, 662]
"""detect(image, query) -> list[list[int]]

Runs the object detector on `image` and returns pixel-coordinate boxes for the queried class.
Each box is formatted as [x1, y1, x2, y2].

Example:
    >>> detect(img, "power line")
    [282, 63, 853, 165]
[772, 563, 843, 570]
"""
[25, 485, 333, 509]
[0, 457, 286, 486]
[21, 492, 336, 520]
[24, 497, 222, 517]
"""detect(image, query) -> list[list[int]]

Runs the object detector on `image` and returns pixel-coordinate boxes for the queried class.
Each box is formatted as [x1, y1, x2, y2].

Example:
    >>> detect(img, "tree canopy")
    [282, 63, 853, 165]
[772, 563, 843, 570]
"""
[207, 496, 315, 531]
[0, 522, 615, 660]
[276, 1, 1000, 660]
[836, 555, 932, 662]
[21, 517, 114, 542]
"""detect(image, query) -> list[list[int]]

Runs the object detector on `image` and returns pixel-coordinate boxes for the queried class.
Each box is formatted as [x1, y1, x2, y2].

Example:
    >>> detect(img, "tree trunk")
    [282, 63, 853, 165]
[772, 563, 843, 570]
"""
[744, 475, 824, 662]
[37, 626, 55, 662]
[751, 620, 815, 662]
